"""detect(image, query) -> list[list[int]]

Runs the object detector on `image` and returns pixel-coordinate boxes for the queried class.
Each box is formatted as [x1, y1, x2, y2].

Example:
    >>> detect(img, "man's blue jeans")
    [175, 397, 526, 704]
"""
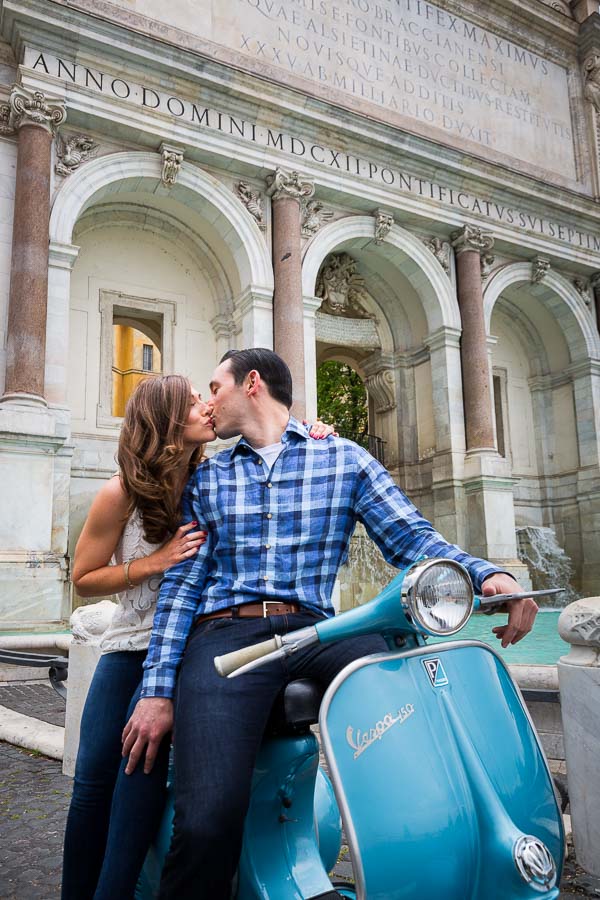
[62, 650, 170, 900]
[158, 610, 386, 900]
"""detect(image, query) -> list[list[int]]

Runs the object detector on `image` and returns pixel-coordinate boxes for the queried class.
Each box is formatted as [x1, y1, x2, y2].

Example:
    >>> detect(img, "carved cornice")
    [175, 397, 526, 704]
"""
[373, 210, 394, 245]
[159, 142, 184, 187]
[9, 85, 65, 134]
[450, 224, 494, 256]
[266, 167, 314, 202]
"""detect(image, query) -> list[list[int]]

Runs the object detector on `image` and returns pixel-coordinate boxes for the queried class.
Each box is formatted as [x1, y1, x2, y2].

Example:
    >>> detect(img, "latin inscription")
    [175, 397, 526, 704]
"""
[26, 50, 600, 253]
[84, 0, 575, 177]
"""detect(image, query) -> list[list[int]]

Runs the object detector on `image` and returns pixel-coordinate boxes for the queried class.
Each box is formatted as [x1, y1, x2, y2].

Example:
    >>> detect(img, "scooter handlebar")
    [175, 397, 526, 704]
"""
[214, 635, 283, 677]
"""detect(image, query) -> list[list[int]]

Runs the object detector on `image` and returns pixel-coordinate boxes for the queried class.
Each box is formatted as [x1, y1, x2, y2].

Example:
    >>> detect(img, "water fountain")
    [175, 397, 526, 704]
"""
[516, 526, 578, 607]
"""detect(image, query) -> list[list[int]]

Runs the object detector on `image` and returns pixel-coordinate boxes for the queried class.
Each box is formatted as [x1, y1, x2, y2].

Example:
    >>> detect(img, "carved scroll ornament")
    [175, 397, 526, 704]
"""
[9, 85, 66, 134]
[266, 167, 315, 202]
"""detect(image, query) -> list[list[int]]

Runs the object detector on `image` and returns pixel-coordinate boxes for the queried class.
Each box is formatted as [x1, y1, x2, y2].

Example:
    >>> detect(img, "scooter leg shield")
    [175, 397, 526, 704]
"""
[319, 641, 564, 900]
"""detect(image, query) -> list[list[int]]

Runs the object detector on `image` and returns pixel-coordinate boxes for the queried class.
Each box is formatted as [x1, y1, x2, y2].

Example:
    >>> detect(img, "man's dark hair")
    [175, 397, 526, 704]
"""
[220, 348, 293, 409]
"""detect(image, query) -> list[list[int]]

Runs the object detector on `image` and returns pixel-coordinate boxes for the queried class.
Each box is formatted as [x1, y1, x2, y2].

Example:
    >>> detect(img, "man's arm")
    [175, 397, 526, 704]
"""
[122, 476, 213, 774]
[352, 448, 537, 645]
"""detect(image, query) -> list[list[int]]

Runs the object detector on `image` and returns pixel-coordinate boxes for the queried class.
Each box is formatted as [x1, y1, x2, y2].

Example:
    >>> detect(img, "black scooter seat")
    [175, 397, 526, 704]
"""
[266, 678, 325, 735]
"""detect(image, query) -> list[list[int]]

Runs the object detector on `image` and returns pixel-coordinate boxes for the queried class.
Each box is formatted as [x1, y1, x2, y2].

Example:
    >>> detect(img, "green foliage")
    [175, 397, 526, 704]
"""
[317, 360, 368, 441]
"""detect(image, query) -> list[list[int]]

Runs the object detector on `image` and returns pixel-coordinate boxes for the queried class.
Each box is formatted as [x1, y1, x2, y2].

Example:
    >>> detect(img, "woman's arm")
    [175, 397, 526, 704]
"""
[72, 476, 206, 597]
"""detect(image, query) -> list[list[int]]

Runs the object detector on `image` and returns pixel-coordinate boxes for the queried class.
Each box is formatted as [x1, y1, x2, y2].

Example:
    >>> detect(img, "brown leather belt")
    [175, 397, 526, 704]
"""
[195, 601, 301, 626]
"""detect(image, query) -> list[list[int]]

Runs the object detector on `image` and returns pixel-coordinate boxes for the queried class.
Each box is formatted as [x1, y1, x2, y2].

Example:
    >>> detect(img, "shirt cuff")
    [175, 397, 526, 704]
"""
[140, 666, 177, 700]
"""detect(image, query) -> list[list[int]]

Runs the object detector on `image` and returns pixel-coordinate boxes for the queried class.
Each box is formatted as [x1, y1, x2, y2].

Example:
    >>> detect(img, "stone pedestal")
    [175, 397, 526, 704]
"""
[63, 600, 116, 777]
[266, 168, 314, 420]
[558, 597, 600, 878]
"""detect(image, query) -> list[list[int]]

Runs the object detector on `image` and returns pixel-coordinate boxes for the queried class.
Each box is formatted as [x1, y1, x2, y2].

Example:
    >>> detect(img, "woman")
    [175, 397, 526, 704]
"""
[61, 374, 333, 900]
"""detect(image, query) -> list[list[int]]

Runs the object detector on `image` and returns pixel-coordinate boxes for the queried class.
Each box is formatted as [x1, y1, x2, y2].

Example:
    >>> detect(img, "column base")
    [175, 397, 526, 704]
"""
[0, 391, 48, 409]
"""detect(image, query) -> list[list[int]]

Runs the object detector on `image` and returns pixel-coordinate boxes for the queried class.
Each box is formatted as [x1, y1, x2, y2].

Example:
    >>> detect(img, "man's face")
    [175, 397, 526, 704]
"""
[208, 360, 247, 439]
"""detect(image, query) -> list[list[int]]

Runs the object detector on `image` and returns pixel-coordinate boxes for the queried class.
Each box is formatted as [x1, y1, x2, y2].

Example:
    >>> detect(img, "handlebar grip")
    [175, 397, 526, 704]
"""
[214, 636, 283, 678]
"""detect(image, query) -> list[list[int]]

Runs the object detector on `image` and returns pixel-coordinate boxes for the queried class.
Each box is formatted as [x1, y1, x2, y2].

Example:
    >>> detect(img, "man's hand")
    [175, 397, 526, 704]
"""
[122, 697, 173, 775]
[481, 573, 538, 648]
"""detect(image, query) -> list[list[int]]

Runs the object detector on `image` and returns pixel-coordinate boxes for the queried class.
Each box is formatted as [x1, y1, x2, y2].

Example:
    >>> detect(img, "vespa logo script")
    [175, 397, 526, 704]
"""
[346, 704, 415, 760]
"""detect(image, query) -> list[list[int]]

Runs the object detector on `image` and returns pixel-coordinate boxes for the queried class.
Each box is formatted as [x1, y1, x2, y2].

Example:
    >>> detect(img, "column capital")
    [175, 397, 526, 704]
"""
[451, 224, 494, 256]
[266, 167, 314, 203]
[9, 85, 66, 135]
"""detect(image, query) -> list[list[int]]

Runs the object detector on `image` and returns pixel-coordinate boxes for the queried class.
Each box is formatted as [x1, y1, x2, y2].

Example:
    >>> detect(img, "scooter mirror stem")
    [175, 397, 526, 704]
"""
[474, 587, 564, 611]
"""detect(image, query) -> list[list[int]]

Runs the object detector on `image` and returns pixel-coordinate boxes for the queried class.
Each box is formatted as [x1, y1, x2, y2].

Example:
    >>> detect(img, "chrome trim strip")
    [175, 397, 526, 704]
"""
[318, 640, 564, 898]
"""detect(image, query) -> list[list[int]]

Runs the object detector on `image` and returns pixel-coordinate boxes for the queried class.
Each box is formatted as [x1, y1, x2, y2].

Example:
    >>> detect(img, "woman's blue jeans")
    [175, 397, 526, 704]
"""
[61, 650, 170, 900]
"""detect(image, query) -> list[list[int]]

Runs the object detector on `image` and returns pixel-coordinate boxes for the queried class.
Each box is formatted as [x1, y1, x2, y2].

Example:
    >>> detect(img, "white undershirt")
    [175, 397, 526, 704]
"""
[254, 441, 285, 470]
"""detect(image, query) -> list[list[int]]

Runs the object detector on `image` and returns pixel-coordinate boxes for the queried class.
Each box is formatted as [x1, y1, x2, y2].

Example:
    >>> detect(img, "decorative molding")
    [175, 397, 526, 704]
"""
[422, 236, 451, 273]
[0, 102, 12, 136]
[480, 252, 496, 281]
[583, 54, 600, 116]
[55, 133, 98, 176]
[316, 252, 373, 319]
[373, 209, 394, 245]
[531, 256, 552, 284]
[573, 277, 593, 308]
[236, 181, 265, 230]
[450, 224, 494, 255]
[9, 85, 65, 134]
[265, 167, 314, 202]
[364, 368, 396, 413]
[159, 142, 184, 187]
[301, 197, 333, 238]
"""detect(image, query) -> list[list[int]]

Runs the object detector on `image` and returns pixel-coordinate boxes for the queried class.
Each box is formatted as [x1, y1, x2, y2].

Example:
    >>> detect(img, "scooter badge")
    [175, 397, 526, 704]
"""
[422, 657, 449, 687]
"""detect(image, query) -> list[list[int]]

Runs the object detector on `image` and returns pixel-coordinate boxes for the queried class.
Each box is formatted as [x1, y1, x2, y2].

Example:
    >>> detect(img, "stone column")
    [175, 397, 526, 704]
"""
[2, 86, 65, 404]
[591, 273, 600, 334]
[266, 168, 314, 420]
[451, 224, 495, 451]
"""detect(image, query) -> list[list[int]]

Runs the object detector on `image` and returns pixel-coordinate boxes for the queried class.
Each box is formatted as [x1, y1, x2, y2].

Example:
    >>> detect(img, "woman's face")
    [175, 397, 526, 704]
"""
[182, 389, 216, 447]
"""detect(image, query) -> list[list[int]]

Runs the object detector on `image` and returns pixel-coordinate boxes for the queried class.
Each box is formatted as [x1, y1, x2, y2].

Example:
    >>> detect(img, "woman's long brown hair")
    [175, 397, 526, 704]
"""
[117, 375, 204, 544]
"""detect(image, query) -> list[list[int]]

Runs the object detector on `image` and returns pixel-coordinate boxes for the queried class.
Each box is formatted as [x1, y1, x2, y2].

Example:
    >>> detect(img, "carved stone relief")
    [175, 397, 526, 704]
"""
[480, 252, 496, 281]
[373, 210, 394, 245]
[316, 253, 373, 319]
[237, 181, 265, 229]
[574, 277, 592, 308]
[301, 197, 333, 238]
[160, 143, 184, 187]
[364, 368, 396, 413]
[55, 133, 98, 176]
[0, 102, 11, 135]
[583, 54, 600, 116]
[531, 256, 551, 284]
[422, 236, 450, 273]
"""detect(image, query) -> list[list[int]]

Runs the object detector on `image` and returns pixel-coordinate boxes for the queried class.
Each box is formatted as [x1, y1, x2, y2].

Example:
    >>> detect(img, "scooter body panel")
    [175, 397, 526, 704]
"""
[320, 640, 563, 900]
[237, 731, 341, 900]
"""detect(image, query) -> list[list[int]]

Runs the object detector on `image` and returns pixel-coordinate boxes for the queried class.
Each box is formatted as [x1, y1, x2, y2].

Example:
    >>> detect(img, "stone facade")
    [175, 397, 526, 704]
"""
[0, 0, 599, 626]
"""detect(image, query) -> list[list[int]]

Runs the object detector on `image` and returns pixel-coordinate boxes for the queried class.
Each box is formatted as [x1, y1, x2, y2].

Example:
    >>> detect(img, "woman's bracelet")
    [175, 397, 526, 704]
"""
[123, 559, 138, 590]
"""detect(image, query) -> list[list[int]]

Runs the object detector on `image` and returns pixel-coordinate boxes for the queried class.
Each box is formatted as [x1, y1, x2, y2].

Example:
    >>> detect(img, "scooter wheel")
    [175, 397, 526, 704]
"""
[331, 882, 356, 898]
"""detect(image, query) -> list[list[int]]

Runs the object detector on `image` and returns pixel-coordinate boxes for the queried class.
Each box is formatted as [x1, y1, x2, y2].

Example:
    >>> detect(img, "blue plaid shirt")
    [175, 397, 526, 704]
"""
[141, 417, 502, 698]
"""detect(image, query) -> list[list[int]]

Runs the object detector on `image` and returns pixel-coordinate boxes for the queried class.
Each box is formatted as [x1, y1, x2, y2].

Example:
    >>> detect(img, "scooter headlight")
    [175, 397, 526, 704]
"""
[401, 559, 474, 636]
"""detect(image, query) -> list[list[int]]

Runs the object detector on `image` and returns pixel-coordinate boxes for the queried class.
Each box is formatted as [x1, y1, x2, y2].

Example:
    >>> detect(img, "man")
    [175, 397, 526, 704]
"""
[123, 348, 537, 899]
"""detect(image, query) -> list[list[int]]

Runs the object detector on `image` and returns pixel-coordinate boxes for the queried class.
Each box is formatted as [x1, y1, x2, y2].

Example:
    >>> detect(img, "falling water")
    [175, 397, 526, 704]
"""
[516, 526, 578, 607]
[338, 524, 397, 610]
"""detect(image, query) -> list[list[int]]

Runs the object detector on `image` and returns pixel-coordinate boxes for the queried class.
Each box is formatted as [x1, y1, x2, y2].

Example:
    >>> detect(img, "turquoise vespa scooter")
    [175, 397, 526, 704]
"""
[137, 558, 564, 899]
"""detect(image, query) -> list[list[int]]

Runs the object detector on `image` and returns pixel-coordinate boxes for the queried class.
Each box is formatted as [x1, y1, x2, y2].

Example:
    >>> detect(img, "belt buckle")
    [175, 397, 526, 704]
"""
[262, 600, 280, 617]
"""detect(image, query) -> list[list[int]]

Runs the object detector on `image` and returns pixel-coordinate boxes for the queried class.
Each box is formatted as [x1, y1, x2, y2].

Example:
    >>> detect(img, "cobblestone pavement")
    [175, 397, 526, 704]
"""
[1, 696, 599, 898]
[0, 682, 66, 727]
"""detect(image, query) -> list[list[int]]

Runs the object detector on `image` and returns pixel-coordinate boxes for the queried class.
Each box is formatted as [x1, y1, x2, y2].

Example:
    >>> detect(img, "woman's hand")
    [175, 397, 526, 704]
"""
[151, 521, 207, 571]
[305, 419, 338, 439]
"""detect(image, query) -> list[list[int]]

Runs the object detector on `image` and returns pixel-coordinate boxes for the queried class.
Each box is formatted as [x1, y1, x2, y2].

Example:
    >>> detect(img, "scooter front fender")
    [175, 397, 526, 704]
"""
[320, 640, 564, 900]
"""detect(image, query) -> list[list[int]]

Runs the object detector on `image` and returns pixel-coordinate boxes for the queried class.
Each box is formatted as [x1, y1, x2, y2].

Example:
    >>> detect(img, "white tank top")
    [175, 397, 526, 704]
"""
[100, 508, 163, 654]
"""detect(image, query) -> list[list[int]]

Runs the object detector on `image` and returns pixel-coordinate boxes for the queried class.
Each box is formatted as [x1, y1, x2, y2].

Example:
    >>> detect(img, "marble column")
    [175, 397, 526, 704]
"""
[451, 225, 496, 451]
[266, 168, 314, 420]
[2, 86, 65, 404]
[591, 272, 600, 334]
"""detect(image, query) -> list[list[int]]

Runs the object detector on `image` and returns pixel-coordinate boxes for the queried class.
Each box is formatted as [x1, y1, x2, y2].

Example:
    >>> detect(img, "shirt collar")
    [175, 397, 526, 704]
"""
[231, 416, 307, 458]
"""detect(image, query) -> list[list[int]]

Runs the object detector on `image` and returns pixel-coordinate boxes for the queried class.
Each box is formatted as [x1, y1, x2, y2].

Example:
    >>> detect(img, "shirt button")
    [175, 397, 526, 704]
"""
[266, 513, 272, 519]
[267, 482, 272, 488]
[263, 575, 269, 581]
[265, 543, 271, 549]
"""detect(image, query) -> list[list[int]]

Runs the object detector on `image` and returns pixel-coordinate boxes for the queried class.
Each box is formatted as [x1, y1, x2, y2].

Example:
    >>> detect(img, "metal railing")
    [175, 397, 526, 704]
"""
[338, 431, 386, 465]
